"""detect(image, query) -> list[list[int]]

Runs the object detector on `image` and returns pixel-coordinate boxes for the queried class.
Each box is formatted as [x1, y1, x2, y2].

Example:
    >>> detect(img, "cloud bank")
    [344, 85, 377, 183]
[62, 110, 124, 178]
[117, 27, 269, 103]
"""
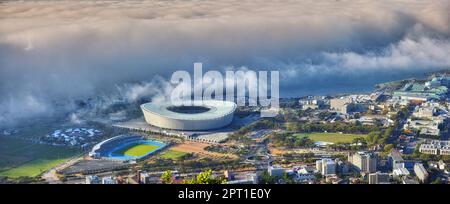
[0, 0, 449, 126]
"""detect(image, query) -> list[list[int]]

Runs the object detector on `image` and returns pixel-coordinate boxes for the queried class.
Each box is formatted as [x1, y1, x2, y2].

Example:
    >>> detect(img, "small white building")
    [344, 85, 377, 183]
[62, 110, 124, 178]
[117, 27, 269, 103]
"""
[101, 176, 118, 184]
[393, 167, 410, 177]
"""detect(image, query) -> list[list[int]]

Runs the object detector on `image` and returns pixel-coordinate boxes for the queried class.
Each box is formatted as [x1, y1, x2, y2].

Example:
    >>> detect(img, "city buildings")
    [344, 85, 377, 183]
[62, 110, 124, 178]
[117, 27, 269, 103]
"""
[426, 75, 450, 88]
[403, 118, 443, 136]
[392, 80, 448, 104]
[101, 176, 118, 184]
[402, 176, 420, 184]
[330, 97, 352, 114]
[329, 97, 368, 114]
[335, 159, 350, 175]
[299, 97, 326, 110]
[368, 172, 390, 184]
[85, 175, 101, 184]
[295, 166, 316, 183]
[227, 173, 258, 184]
[316, 158, 336, 176]
[412, 105, 436, 118]
[419, 140, 450, 155]
[429, 160, 447, 171]
[325, 175, 344, 184]
[414, 163, 428, 183]
[224, 170, 235, 181]
[348, 152, 377, 174]
[268, 165, 285, 177]
[139, 171, 152, 184]
[393, 167, 410, 178]
[388, 151, 405, 170]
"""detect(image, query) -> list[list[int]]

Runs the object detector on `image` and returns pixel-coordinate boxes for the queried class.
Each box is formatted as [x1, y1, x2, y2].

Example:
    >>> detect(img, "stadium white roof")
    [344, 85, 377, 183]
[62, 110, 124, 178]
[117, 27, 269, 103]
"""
[141, 100, 236, 120]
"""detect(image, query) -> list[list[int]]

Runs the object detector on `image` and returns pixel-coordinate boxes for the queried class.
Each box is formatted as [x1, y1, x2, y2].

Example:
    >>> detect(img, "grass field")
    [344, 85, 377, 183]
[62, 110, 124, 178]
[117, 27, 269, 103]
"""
[114, 144, 159, 157]
[0, 137, 80, 178]
[294, 132, 367, 143]
[160, 150, 188, 159]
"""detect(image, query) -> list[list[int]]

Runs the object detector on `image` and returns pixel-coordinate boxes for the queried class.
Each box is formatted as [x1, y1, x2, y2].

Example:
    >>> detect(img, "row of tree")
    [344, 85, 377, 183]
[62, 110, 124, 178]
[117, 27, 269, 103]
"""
[286, 121, 383, 134]
[161, 169, 226, 184]
[271, 133, 315, 148]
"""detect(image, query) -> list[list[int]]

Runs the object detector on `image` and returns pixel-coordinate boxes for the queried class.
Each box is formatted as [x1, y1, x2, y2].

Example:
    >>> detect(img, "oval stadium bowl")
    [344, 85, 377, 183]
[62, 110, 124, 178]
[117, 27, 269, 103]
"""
[140, 100, 237, 131]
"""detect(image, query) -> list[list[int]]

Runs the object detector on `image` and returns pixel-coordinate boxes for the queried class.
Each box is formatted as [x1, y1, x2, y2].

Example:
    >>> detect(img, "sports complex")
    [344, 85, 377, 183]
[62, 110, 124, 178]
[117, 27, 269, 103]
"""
[89, 135, 166, 161]
[140, 100, 237, 131]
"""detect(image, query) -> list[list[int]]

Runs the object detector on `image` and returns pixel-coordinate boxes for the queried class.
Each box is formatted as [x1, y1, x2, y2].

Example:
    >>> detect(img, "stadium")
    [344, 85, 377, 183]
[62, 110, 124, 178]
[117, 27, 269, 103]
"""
[89, 135, 166, 161]
[140, 100, 237, 131]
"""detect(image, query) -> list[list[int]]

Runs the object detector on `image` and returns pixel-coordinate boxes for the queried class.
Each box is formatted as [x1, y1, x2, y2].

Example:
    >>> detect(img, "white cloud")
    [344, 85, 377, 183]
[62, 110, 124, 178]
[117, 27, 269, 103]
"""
[0, 0, 449, 126]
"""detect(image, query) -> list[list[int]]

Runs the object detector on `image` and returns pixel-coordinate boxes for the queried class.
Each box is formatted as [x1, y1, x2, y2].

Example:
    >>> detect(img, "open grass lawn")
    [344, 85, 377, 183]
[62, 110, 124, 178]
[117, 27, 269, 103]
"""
[294, 132, 367, 143]
[0, 137, 80, 178]
[160, 150, 188, 160]
[115, 144, 159, 157]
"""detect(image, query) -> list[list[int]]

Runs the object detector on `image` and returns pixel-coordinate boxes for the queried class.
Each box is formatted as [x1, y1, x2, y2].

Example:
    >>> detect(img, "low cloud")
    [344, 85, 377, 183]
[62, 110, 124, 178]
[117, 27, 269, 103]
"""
[0, 0, 449, 126]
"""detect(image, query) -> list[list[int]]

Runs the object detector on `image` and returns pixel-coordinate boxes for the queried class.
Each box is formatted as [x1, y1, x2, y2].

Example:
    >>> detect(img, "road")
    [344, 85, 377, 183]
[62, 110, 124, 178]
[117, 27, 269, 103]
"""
[42, 155, 84, 184]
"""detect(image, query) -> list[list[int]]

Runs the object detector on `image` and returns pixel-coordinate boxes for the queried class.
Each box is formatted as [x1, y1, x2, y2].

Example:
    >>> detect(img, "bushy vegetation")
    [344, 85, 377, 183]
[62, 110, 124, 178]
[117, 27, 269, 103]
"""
[287, 121, 382, 134]
[142, 157, 252, 173]
[365, 127, 394, 146]
[228, 119, 279, 143]
[259, 171, 295, 184]
[271, 133, 315, 148]
[204, 145, 250, 155]
[161, 170, 173, 184]
[183, 169, 226, 184]
[277, 153, 316, 164]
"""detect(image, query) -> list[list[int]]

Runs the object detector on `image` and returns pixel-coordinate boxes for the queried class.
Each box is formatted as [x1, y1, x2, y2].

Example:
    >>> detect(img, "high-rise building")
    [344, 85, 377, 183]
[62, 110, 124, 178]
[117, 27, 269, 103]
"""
[368, 172, 389, 184]
[388, 150, 405, 170]
[348, 152, 377, 174]
[316, 159, 336, 176]
[335, 159, 349, 175]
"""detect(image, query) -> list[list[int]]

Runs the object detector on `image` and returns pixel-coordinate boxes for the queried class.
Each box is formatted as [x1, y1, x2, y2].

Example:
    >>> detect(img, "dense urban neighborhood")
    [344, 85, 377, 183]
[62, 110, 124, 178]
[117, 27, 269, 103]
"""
[2, 72, 449, 185]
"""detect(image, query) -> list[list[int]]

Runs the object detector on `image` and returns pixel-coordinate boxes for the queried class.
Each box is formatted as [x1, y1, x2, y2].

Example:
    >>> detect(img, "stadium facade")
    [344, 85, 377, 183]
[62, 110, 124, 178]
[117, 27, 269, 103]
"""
[140, 100, 237, 131]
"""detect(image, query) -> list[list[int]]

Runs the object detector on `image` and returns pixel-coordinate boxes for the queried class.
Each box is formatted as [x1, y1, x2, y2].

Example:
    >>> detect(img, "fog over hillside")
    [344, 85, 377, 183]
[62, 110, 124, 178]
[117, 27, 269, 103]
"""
[1, 0, 450, 126]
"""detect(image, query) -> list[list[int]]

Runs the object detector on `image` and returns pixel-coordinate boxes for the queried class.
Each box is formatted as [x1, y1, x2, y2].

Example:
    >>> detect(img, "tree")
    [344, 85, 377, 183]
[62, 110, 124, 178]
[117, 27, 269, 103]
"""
[366, 131, 382, 146]
[442, 155, 450, 163]
[183, 169, 226, 184]
[260, 171, 277, 184]
[419, 153, 432, 162]
[431, 178, 443, 184]
[282, 172, 295, 184]
[384, 144, 394, 153]
[161, 170, 173, 184]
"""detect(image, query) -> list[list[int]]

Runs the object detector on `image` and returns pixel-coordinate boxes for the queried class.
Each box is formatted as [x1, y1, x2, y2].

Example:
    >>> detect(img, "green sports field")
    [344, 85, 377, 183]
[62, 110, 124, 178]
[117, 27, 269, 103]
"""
[160, 150, 188, 160]
[114, 144, 159, 157]
[0, 137, 80, 178]
[294, 132, 367, 143]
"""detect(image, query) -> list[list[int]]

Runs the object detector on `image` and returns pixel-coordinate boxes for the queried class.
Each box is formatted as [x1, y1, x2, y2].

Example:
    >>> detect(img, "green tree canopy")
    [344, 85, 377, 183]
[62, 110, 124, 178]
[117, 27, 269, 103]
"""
[161, 170, 173, 184]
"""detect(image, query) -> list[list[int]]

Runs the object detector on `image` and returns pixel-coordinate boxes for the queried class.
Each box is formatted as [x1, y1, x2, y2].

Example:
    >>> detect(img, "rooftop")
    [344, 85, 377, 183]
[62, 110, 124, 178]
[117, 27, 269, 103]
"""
[141, 100, 237, 120]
